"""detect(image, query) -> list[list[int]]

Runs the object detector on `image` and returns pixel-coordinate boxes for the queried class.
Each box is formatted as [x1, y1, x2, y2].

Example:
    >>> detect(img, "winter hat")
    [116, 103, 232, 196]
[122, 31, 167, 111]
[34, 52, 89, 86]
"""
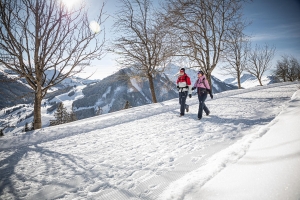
[198, 70, 204, 75]
[180, 68, 185, 73]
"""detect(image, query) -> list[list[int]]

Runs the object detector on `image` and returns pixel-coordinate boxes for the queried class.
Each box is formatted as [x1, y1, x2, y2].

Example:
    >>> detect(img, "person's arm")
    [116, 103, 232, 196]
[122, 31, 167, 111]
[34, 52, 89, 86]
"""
[204, 79, 213, 99]
[187, 77, 192, 97]
[192, 79, 197, 90]
[204, 78, 210, 90]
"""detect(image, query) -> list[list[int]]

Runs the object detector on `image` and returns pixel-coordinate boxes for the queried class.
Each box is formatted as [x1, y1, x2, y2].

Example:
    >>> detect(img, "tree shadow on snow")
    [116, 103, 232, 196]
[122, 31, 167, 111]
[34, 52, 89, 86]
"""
[204, 115, 275, 127]
[0, 145, 137, 199]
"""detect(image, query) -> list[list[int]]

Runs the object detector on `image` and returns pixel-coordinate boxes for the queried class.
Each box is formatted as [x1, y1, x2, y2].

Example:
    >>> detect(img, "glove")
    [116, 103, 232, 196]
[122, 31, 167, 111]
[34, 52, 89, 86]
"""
[189, 94, 192, 98]
[192, 87, 196, 90]
[177, 86, 179, 89]
[206, 89, 213, 99]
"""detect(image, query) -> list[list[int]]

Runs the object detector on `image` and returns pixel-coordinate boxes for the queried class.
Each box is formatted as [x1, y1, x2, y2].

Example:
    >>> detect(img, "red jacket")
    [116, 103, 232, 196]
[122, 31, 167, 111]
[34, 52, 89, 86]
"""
[177, 74, 192, 93]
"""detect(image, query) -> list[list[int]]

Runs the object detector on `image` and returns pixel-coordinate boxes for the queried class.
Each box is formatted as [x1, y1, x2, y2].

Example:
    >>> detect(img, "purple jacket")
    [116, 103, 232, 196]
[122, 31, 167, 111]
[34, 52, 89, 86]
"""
[193, 75, 211, 90]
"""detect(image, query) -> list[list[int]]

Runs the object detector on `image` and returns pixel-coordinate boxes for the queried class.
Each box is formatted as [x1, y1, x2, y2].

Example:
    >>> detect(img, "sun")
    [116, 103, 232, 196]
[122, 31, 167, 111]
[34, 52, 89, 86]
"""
[61, 0, 79, 9]
[89, 20, 101, 33]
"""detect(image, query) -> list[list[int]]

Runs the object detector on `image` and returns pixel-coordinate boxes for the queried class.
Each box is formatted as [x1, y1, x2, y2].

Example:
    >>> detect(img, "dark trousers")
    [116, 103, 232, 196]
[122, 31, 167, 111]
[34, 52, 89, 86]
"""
[198, 92, 209, 119]
[179, 91, 188, 115]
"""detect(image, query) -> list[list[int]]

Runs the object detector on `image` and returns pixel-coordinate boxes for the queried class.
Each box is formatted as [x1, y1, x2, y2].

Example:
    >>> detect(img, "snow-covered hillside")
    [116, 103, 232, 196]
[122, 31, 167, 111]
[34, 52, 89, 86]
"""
[0, 82, 299, 200]
[224, 74, 279, 88]
[43, 70, 98, 92]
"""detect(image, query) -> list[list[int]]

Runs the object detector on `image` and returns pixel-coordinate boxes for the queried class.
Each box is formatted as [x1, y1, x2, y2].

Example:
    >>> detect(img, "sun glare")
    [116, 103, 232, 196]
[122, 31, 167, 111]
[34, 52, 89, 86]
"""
[61, 0, 80, 9]
[89, 21, 101, 33]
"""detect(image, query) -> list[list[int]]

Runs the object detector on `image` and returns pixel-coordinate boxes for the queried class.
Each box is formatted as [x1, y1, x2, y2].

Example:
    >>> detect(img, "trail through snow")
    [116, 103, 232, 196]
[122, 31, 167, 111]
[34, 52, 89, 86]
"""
[0, 82, 299, 200]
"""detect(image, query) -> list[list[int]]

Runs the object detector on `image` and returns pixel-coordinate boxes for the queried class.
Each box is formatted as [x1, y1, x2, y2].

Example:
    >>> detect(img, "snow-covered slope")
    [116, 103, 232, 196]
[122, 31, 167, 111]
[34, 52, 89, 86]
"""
[43, 70, 98, 92]
[224, 74, 279, 88]
[71, 67, 179, 119]
[0, 82, 298, 200]
[0, 72, 33, 109]
[182, 89, 300, 200]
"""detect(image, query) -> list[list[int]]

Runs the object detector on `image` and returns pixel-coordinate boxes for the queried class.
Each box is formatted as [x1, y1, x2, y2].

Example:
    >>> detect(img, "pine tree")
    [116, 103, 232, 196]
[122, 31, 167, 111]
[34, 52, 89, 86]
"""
[124, 101, 130, 109]
[96, 106, 102, 115]
[31, 121, 34, 130]
[69, 111, 77, 122]
[50, 103, 76, 126]
[51, 102, 69, 126]
[24, 122, 30, 132]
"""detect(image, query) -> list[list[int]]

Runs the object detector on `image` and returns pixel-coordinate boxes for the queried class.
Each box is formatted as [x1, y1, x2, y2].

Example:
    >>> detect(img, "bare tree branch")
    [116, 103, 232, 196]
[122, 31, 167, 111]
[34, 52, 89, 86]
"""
[274, 55, 300, 82]
[112, 0, 177, 103]
[223, 22, 251, 88]
[0, 0, 106, 129]
[245, 44, 275, 86]
[162, 0, 250, 89]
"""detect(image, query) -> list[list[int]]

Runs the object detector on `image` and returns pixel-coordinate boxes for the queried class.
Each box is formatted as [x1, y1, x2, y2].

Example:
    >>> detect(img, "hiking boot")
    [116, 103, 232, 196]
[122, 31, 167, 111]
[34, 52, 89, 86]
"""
[179, 114, 184, 117]
[186, 105, 189, 112]
[198, 117, 201, 120]
[206, 111, 210, 116]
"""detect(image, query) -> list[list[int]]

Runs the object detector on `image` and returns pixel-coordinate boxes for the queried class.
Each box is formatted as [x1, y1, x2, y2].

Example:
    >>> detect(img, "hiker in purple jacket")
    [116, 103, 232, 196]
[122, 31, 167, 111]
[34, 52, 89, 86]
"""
[192, 71, 213, 120]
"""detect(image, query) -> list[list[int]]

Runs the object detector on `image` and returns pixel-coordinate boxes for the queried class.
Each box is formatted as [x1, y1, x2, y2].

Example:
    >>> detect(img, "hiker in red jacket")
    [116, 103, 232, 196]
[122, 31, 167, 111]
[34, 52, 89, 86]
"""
[177, 68, 192, 116]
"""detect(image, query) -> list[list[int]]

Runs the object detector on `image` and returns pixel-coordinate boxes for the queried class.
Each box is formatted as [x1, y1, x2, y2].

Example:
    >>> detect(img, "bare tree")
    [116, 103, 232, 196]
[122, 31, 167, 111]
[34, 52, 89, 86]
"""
[113, 0, 177, 103]
[274, 56, 288, 82]
[274, 55, 300, 82]
[163, 0, 249, 88]
[96, 106, 103, 115]
[0, 0, 106, 129]
[286, 56, 300, 82]
[224, 25, 250, 89]
[246, 44, 275, 86]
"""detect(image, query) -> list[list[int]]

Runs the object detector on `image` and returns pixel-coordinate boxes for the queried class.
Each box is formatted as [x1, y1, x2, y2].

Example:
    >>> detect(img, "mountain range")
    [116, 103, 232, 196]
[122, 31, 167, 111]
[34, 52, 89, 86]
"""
[223, 74, 279, 88]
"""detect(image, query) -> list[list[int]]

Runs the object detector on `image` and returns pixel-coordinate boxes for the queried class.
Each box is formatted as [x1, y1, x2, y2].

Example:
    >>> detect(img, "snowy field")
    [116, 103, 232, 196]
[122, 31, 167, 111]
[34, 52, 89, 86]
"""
[0, 82, 299, 200]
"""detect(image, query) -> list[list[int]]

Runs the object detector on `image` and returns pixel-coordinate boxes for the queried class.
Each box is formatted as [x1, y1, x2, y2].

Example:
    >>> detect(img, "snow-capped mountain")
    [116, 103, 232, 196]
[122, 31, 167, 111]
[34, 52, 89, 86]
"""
[224, 74, 279, 88]
[71, 67, 178, 119]
[0, 70, 34, 109]
[0, 67, 98, 109]
[42, 69, 98, 92]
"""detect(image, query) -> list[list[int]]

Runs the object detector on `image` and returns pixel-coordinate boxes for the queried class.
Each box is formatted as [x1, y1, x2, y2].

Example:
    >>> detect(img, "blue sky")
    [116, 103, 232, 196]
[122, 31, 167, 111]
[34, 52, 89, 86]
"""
[80, 0, 300, 80]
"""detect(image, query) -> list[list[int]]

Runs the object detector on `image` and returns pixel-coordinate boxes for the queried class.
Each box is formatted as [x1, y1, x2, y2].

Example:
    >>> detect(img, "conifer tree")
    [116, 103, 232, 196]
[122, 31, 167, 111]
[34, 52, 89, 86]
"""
[124, 101, 130, 109]
[24, 122, 30, 132]
[50, 102, 68, 126]
[50, 103, 76, 126]
[96, 106, 103, 115]
[69, 111, 77, 122]
[31, 121, 34, 131]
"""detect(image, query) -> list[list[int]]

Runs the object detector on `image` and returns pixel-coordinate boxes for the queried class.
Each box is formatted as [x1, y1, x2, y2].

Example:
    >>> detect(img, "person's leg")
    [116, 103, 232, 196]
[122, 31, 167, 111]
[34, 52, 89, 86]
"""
[202, 94, 210, 115]
[185, 104, 189, 112]
[180, 91, 188, 115]
[185, 92, 189, 112]
[198, 93, 204, 119]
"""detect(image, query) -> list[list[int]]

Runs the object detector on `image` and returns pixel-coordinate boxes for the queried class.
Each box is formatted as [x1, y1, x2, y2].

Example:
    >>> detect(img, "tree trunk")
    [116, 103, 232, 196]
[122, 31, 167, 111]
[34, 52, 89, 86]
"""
[33, 90, 42, 129]
[148, 74, 157, 103]
[258, 78, 263, 86]
[237, 70, 242, 89]
[206, 73, 213, 92]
